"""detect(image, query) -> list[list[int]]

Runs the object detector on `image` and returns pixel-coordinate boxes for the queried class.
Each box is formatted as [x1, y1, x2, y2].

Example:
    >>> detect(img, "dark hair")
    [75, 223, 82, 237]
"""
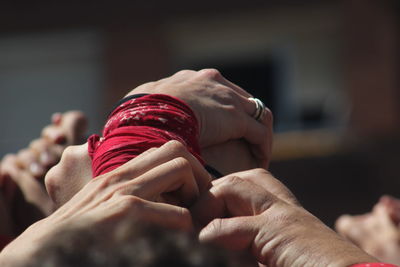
[29, 220, 253, 267]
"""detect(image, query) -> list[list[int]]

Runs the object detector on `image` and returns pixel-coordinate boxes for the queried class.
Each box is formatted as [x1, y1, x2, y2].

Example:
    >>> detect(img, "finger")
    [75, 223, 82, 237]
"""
[41, 124, 67, 145]
[215, 169, 299, 206]
[373, 204, 398, 231]
[59, 111, 88, 145]
[51, 112, 62, 125]
[238, 112, 272, 168]
[0, 155, 19, 201]
[379, 195, 400, 224]
[192, 176, 276, 226]
[196, 69, 252, 98]
[111, 140, 211, 193]
[1, 157, 53, 215]
[234, 96, 273, 168]
[42, 111, 88, 145]
[199, 216, 256, 251]
[45, 143, 92, 206]
[16, 148, 45, 178]
[121, 157, 200, 207]
[335, 214, 372, 246]
[29, 138, 64, 168]
[105, 196, 194, 232]
[130, 147, 158, 161]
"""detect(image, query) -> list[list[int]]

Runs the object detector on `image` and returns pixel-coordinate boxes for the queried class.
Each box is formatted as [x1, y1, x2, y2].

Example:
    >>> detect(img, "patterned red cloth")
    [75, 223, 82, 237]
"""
[88, 94, 202, 177]
[350, 263, 399, 267]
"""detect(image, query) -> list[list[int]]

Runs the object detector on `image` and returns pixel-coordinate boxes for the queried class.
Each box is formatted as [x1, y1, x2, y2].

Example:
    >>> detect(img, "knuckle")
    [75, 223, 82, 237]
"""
[17, 148, 30, 158]
[166, 140, 187, 155]
[252, 168, 271, 177]
[171, 157, 191, 171]
[29, 139, 44, 150]
[175, 69, 195, 76]
[225, 175, 245, 186]
[122, 195, 142, 206]
[118, 195, 143, 212]
[40, 125, 53, 138]
[44, 167, 61, 201]
[198, 68, 221, 79]
[62, 145, 75, 156]
[60, 145, 79, 165]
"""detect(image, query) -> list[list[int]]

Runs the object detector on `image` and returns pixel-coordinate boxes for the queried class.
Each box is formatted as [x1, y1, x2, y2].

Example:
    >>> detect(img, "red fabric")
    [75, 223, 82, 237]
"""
[349, 264, 399, 267]
[88, 94, 202, 177]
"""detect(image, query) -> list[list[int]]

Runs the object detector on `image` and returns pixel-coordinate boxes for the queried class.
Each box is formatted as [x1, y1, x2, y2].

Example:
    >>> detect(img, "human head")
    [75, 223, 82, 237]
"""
[29, 219, 253, 267]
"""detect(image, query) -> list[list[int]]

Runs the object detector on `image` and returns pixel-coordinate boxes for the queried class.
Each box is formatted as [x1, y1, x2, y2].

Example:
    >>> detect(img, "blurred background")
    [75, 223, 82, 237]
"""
[0, 0, 399, 226]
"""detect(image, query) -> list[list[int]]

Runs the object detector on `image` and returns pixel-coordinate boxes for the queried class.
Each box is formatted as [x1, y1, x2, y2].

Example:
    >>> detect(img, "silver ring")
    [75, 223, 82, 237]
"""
[248, 97, 266, 122]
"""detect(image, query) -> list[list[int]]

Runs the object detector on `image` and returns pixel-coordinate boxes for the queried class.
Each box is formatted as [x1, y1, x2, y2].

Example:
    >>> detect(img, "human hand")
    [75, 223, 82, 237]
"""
[0, 111, 87, 232]
[45, 138, 258, 207]
[192, 169, 376, 267]
[336, 195, 400, 265]
[202, 139, 258, 176]
[128, 69, 273, 168]
[1, 141, 209, 265]
[45, 140, 211, 207]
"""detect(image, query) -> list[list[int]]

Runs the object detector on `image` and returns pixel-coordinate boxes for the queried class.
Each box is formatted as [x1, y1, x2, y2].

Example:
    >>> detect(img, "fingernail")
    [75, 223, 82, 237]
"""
[55, 135, 67, 145]
[29, 162, 45, 177]
[40, 151, 54, 166]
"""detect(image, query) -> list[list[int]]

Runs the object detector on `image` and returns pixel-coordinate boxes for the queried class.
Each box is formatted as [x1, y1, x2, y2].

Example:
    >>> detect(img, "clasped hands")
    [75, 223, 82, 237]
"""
[2, 141, 374, 267]
[1, 141, 300, 266]
[1, 69, 376, 267]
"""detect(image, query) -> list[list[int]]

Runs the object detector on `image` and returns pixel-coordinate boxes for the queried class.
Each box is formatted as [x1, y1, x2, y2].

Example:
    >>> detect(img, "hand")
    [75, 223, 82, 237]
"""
[202, 139, 258, 176]
[192, 169, 376, 267]
[128, 69, 273, 168]
[0, 111, 87, 232]
[336, 195, 400, 265]
[1, 141, 210, 265]
[45, 140, 212, 207]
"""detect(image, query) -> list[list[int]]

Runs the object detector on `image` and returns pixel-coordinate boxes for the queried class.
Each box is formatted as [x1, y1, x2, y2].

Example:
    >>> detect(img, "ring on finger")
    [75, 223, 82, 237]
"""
[248, 97, 266, 122]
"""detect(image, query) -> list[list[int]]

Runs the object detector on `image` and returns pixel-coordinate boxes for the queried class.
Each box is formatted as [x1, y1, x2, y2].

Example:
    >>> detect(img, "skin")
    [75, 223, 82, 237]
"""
[0, 111, 87, 235]
[0, 141, 208, 266]
[336, 195, 400, 265]
[127, 69, 273, 169]
[45, 139, 259, 207]
[46, 69, 265, 206]
[191, 169, 377, 267]
[3, 142, 376, 267]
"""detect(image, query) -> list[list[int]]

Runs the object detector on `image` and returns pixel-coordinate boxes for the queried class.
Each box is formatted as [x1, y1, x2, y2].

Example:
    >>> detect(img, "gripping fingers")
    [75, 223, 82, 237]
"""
[215, 169, 300, 206]
[239, 112, 272, 169]
[16, 149, 45, 178]
[1, 156, 52, 214]
[112, 141, 211, 193]
[192, 176, 277, 227]
[103, 196, 194, 232]
[29, 139, 63, 168]
[42, 111, 87, 145]
[119, 157, 200, 207]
